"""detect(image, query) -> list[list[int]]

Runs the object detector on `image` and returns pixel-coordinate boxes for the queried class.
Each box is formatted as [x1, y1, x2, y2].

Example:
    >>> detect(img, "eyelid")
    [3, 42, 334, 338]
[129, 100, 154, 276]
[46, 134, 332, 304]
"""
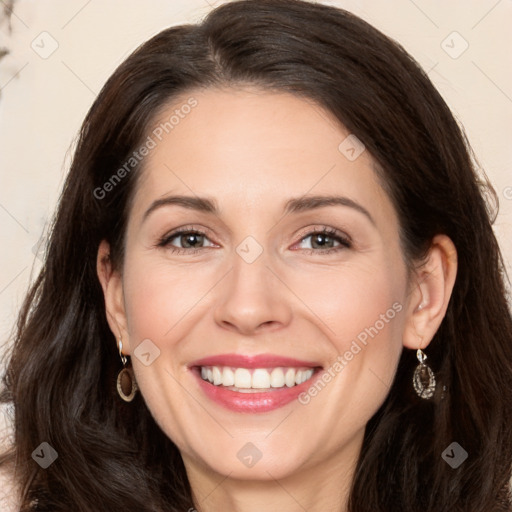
[156, 224, 215, 249]
[290, 226, 352, 254]
[294, 225, 352, 244]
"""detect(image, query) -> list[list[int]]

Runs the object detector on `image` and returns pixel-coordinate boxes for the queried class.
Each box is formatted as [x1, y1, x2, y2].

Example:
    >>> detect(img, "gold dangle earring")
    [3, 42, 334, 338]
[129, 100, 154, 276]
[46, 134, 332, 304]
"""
[116, 338, 138, 402]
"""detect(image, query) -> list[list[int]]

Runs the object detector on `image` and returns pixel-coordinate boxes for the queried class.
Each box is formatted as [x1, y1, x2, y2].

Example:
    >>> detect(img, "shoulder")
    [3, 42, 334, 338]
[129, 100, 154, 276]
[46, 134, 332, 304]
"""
[496, 478, 512, 511]
[0, 463, 21, 512]
[0, 416, 21, 511]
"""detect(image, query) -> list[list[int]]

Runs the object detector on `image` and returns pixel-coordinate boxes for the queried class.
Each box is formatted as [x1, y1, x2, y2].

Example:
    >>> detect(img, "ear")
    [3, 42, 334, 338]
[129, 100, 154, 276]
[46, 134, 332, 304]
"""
[402, 234, 458, 351]
[96, 240, 131, 355]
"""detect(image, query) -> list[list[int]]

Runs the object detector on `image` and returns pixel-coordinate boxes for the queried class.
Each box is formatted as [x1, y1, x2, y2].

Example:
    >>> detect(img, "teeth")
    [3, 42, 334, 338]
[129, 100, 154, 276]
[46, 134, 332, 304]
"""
[212, 366, 222, 385]
[222, 367, 235, 386]
[270, 368, 285, 388]
[234, 368, 252, 388]
[252, 369, 270, 389]
[285, 368, 296, 387]
[200, 366, 315, 389]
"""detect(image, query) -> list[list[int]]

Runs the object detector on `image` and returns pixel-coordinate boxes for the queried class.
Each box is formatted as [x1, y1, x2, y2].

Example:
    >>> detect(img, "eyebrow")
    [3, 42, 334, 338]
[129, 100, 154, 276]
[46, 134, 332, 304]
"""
[142, 194, 376, 226]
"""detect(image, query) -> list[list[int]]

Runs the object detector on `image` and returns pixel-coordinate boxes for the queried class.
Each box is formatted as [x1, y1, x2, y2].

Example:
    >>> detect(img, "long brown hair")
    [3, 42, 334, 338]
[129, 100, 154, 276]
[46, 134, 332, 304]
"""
[1, 1, 511, 510]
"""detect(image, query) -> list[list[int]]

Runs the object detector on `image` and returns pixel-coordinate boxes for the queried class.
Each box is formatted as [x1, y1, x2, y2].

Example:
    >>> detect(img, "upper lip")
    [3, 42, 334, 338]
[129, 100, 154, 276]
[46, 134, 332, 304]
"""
[190, 353, 322, 369]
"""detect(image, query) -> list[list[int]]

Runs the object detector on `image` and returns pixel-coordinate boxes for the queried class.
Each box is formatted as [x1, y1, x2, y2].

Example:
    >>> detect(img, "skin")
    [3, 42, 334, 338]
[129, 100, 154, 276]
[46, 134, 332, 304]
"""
[97, 86, 457, 512]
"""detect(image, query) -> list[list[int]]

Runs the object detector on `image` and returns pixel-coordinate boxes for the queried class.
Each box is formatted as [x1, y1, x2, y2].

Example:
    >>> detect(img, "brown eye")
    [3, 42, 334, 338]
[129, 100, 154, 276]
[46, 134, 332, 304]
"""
[177, 232, 205, 249]
[296, 227, 351, 254]
[157, 227, 215, 254]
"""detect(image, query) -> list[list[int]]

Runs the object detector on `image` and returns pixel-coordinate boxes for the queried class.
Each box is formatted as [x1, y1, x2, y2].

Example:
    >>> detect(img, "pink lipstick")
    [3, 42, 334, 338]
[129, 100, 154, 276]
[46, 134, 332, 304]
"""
[189, 353, 322, 413]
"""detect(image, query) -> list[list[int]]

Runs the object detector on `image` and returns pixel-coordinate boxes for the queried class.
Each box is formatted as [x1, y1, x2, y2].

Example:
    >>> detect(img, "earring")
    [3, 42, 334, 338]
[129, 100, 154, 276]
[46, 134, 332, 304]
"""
[413, 348, 436, 399]
[116, 338, 138, 402]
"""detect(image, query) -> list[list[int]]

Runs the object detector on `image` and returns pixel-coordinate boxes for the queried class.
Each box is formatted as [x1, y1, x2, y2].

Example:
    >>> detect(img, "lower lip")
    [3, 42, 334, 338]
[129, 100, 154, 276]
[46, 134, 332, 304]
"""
[193, 369, 321, 413]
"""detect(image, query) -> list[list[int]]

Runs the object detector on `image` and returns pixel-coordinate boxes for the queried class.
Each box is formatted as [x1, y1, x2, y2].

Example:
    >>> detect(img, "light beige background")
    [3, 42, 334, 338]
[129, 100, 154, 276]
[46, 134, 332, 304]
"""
[0, 0, 511, 506]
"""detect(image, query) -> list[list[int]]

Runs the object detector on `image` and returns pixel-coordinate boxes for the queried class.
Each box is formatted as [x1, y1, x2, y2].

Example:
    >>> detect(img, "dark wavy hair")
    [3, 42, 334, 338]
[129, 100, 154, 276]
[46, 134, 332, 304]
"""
[1, 0, 511, 510]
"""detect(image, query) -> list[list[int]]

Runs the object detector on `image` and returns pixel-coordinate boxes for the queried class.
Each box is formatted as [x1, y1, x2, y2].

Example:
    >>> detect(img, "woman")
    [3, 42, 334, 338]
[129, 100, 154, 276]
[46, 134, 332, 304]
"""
[1, 0, 511, 510]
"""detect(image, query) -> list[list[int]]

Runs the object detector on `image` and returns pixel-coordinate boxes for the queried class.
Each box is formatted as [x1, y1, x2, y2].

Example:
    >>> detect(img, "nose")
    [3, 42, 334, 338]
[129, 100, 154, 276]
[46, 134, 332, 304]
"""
[213, 248, 293, 336]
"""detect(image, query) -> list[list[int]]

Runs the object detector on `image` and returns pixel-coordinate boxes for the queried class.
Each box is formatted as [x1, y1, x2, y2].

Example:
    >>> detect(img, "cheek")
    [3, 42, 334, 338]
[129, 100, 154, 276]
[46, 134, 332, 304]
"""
[332, 262, 405, 377]
[287, 257, 405, 352]
[290, 259, 406, 425]
[121, 256, 212, 346]
[119, 256, 207, 444]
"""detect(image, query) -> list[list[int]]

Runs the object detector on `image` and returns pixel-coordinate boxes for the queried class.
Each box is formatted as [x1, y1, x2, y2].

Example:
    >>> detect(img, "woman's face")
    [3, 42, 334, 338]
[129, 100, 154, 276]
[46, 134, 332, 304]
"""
[111, 86, 413, 482]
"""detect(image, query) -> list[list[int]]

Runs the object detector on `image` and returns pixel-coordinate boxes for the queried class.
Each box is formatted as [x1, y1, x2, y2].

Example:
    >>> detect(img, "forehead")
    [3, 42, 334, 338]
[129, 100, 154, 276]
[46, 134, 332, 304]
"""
[129, 86, 395, 226]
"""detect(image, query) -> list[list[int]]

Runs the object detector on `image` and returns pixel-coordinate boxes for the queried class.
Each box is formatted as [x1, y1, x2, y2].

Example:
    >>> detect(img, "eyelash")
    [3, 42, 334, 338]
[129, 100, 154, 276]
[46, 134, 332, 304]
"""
[156, 225, 352, 256]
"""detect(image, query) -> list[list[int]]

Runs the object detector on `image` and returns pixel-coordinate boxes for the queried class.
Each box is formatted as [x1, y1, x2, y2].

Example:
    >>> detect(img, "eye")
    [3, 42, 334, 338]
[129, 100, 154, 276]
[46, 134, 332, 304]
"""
[294, 226, 352, 254]
[157, 226, 215, 255]
[156, 225, 351, 255]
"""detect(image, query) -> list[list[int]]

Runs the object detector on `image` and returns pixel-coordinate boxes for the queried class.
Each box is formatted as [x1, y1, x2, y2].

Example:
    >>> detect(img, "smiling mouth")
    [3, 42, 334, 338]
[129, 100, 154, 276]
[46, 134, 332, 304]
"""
[189, 353, 323, 412]
[199, 365, 317, 392]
